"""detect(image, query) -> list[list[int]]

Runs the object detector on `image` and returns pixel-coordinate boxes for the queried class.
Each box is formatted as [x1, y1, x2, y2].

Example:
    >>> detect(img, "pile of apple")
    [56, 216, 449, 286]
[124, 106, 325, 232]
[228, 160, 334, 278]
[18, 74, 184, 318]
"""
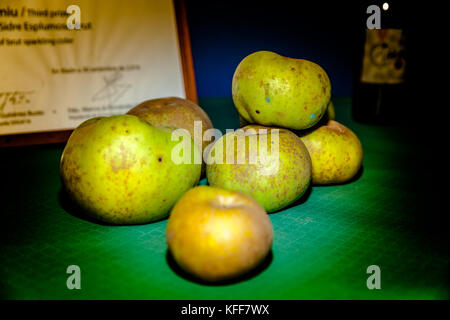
[60, 51, 363, 283]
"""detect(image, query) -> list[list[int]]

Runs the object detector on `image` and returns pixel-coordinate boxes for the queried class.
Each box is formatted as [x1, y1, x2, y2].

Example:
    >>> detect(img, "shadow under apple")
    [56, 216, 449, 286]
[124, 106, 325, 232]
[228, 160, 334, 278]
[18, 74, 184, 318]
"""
[58, 187, 169, 226]
[165, 249, 273, 286]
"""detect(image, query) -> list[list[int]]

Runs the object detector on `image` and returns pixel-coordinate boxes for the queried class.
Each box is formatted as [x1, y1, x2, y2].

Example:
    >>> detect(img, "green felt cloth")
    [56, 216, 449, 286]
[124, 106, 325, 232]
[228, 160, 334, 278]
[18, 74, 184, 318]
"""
[0, 97, 448, 299]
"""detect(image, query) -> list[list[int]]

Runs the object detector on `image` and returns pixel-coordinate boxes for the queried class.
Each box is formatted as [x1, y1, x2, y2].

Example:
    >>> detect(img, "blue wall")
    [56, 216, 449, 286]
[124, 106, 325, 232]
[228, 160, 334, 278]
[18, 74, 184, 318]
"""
[186, 1, 357, 98]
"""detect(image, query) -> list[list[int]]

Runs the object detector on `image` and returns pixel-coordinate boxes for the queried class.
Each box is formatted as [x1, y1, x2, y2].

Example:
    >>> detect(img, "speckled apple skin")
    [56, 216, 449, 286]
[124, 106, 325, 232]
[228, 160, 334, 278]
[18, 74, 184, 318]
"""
[299, 120, 363, 185]
[166, 186, 273, 282]
[232, 51, 331, 130]
[206, 125, 312, 213]
[127, 97, 214, 176]
[60, 114, 201, 225]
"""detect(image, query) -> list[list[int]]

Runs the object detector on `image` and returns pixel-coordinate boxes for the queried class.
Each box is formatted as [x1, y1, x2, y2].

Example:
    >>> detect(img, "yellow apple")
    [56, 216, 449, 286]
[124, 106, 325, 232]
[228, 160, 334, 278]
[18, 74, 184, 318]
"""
[232, 51, 331, 130]
[299, 120, 363, 184]
[60, 114, 201, 224]
[166, 185, 273, 282]
[206, 125, 312, 213]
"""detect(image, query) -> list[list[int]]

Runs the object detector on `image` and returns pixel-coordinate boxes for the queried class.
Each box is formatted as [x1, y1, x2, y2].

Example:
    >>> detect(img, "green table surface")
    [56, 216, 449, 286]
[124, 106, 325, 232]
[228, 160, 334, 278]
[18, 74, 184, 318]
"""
[0, 97, 448, 300]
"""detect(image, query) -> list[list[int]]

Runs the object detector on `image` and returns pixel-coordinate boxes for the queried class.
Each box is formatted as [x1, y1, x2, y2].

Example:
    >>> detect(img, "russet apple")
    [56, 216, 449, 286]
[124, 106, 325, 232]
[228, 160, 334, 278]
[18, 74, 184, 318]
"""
[60, 114, 201, 224]
[166, 185, 273, 282]
[232, 51, 331, 130]
[206, 125, 312, 212]
[299, 120, 363, 185]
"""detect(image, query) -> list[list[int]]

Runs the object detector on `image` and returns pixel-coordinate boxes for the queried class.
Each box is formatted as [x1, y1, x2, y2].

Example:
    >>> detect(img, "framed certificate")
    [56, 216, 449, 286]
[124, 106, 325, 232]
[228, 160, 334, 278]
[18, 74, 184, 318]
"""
[0, 0, 197, 146]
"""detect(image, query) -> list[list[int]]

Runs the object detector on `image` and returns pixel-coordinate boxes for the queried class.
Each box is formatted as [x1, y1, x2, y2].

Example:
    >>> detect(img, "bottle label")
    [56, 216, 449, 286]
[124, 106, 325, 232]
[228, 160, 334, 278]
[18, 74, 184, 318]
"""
[361, 29, 406, 84]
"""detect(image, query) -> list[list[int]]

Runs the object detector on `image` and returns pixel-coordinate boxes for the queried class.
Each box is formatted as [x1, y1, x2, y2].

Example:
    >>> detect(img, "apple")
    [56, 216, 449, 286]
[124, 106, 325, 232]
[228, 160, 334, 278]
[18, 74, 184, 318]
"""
[60, 114, 201, 224]
[239, 115, 249, 127]
[299, 120, 363, 185]
[206, 125, 312, 212]
[166, 185, 273, 282]
[326, 100, 336, 121]
[127, 97, 214, 175]
[232, 51, 331, 130]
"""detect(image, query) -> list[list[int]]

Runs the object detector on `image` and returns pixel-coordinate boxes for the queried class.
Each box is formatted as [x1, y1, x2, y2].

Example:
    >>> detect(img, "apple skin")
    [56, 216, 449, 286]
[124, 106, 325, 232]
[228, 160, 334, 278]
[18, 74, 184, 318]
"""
[127, 97, 214, 175]
[298, 120, 363, 185]
[326, 100, 336, 121]
[232, 51, 331, 130]
[242, 100, 334, 128]
[166, 185, 273, 282]
[206, 125, 312, 213]
[60, 114, 201, 225]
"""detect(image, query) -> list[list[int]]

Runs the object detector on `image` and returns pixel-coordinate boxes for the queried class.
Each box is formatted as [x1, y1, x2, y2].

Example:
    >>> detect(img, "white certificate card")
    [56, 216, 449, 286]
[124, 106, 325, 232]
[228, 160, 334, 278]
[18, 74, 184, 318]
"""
[0, 0, 186, 135]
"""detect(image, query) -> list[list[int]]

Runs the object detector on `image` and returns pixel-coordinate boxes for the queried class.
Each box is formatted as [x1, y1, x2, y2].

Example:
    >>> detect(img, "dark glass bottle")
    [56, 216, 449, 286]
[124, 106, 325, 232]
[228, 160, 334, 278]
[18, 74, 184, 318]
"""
[352, 1, 408, 124]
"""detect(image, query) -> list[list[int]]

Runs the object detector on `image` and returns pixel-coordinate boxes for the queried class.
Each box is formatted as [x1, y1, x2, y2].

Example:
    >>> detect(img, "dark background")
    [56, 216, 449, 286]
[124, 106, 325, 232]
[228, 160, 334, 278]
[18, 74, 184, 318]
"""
[185, 1, 357, 98]
[185, 0, 438, 119]
[184, 0, 427, 99]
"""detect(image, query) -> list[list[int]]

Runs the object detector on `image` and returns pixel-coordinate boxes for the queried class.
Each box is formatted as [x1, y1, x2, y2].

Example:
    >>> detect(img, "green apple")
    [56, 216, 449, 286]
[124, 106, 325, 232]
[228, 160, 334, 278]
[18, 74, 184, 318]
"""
[232, 51, 331, 130]
[127, 97, 214, 176]
[60, 114, 201, 224]
[299, 120, 363, 185]
[206, 125, 312, 212]
[166, 185, 273, 282]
